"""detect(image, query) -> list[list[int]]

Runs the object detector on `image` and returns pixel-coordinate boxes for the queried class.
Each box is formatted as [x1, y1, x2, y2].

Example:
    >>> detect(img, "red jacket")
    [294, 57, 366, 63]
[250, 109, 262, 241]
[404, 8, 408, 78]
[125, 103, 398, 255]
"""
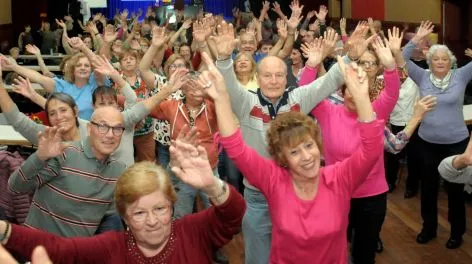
[0, 151, 31, 224]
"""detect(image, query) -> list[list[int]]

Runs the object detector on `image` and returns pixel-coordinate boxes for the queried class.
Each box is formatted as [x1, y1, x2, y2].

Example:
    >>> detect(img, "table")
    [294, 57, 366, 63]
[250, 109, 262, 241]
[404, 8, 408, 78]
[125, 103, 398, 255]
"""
[23, 65, 61, 72]
[4, 83, 45, 92]
[464, 105, 472, 125]
[0, 125, 32, 146]
[18, 54, 64, 60]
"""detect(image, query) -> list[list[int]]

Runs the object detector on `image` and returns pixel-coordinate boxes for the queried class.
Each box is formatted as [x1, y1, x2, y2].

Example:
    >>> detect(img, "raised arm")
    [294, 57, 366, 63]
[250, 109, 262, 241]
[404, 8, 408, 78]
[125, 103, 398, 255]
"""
[191, 20, 213, 60]
[438, 136, 472, 185]
[268, 19, 287, 57]
[210, 21, 253, 118]
[370, 37, 400, 119]
[331, 57, 383, 193]
[402, 21, 434, 81]
[1, 55, 55, 93]
[198, 52, 276, 194]
[11, 76, 47, 109]
[276, 1, 303, 59]
[169, 19, 192, 48]
[139, 26, 169, 89]
[56, 19, 75, 55]
[8, 127, 68, 194]
[0, 76, 46, 145]
[25, 44, 54, 78]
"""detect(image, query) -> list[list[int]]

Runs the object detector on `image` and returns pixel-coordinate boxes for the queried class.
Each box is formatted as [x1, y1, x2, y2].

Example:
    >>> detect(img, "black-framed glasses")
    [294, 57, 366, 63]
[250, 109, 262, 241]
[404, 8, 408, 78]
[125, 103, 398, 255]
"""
[90, 121, 125, 136]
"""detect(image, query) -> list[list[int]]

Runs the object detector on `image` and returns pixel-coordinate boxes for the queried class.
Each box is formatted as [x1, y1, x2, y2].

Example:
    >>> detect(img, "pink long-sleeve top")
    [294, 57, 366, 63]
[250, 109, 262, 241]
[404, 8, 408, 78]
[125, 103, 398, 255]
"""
[220, 120, 384, 263]
[309, 69, 400, 198]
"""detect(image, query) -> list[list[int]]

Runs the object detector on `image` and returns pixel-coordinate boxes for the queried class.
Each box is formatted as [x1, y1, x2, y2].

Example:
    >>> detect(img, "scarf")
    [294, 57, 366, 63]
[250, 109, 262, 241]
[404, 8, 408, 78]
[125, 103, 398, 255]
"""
[429, 70, 452, 91]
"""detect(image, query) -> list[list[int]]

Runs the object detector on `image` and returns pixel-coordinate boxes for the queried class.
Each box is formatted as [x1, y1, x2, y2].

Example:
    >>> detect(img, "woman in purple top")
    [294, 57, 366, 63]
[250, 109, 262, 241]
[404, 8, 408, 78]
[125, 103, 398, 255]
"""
[402, 21, 472, 249]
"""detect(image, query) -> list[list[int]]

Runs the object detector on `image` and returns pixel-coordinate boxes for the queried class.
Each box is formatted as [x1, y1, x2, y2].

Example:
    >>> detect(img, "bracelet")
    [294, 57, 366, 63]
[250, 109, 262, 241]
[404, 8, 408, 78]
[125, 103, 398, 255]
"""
[358, 112, 377, 123]
[216, 54, 231, 61]
[210, 179, 227, 200]
[0, 222, 10, 244]
[347, 53, 359, 62]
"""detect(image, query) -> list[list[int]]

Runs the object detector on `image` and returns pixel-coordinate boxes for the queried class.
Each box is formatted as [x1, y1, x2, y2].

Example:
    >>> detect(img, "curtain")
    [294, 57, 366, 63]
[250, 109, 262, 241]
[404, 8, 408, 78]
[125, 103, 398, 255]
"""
[351, 0, 385, 20]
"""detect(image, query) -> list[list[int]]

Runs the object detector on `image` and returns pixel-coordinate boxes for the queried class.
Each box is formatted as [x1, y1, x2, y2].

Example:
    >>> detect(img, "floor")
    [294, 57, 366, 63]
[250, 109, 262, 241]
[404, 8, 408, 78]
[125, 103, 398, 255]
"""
[221, 180, 472, 264]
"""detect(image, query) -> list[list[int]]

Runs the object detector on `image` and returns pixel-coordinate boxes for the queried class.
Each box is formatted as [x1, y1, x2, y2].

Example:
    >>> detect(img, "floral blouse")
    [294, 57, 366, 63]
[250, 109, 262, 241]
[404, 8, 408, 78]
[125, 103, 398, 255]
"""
[152, 74, 184, 145]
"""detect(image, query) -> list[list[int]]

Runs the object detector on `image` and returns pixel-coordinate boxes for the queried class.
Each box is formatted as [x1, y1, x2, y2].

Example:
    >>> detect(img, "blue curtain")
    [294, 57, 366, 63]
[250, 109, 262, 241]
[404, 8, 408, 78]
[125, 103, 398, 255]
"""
[203, 0, 237, 18]
[92, 0, 236, 20]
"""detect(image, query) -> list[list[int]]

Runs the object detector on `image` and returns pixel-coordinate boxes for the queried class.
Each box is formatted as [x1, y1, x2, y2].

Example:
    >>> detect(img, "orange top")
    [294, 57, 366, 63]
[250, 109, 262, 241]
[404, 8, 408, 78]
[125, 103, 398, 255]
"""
[150, 99, 219, 168]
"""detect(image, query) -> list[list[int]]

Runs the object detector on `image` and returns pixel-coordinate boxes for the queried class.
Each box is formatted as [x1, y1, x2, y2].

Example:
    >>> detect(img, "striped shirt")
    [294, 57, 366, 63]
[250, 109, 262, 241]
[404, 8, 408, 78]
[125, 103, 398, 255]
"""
[8, 139, 126, 237]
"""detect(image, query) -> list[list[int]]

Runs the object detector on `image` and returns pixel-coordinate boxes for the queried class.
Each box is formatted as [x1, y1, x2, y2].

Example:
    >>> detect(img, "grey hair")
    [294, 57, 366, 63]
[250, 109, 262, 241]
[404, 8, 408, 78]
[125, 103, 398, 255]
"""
[426, 44, 457, 69]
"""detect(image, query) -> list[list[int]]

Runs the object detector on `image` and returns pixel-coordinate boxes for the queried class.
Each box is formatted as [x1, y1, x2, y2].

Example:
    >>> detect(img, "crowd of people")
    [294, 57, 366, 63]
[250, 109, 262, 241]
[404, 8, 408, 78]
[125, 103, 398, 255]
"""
[0, 1, 472, 263]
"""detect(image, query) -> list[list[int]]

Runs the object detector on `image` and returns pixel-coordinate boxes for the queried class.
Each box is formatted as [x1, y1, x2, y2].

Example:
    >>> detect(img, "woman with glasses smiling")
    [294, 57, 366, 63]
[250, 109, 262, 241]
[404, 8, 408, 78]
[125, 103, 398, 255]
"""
[0, 150, 245, 263]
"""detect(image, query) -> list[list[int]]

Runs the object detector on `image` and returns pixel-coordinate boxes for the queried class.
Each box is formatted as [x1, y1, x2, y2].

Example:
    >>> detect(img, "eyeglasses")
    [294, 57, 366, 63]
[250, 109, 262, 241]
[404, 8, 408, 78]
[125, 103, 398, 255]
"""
[90, 121, 125, 136]
[169, 64, 187, 70]
[358, 60, 378, 68]
[131, 205, 171, 222]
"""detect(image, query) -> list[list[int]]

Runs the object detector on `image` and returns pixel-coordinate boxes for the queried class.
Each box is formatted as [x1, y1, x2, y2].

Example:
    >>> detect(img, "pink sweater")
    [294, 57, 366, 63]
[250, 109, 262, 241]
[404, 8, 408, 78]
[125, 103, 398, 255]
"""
[309, 69, 400, 197]
[220, 121, 384, 263]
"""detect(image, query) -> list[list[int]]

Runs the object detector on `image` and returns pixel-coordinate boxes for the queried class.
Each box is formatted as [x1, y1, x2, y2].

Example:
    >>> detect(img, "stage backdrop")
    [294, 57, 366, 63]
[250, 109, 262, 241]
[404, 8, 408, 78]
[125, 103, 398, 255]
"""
[93, 0, 237, 20]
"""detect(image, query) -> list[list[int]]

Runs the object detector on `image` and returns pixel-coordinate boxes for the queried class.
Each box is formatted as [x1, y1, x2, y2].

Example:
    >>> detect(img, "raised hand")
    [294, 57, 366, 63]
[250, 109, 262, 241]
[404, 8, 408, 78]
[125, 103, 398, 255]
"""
[306, 10, 316, 21]
[12, 76, 36, 100]
[412, 20, 434, 45]
[68, 37, 86, 50]
[170, 140, 216, 190]
[93, 13, 102, 22]
[182, 19, 192, 30]
[120, 9, 129, 20]
[322, 29, 339, 58]
[314, 5, 328, 22]
[367, 17, 374, 27]
[412, 95, 436, 120]
[87, 22, 99, 35]
[346, 22, 376, 59]
[25, 44, 41, 56]
[103, 25, 118, 43]
[337, 56, 368, 102]
[92, 55, 118, 76]
[276, 19, 288, 40]
[272, 2, 282, 14]
[387, 26, 404, 54]
[55, 19, 66, 29]
[198, 52, 227, 101]
[301, 38, 323, 68]
[340, 17, 347, 34]
[166, 68, 189, 92]
[465, 48, 472, 58]
[0, 54, 18, 71]
[151, 25, 169, 48]
[262, 1, 270, 12]
[208, 21, 239, 59]
[192, 21, 207, 42]
[371, 37, 395, 70]
[287, 0, 303, 31]
[232, 7, 240, 19]
[36, 126, 69, 161]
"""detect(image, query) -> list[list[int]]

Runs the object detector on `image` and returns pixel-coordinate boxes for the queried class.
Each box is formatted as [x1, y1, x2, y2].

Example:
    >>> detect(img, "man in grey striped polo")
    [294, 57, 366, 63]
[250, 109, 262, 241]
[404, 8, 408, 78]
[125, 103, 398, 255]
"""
[8, 106, 126, 237]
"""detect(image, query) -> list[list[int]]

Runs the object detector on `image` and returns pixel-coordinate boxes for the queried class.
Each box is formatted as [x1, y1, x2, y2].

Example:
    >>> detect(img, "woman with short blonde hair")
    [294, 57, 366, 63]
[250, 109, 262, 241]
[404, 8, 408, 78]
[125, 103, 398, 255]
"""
[1, 158, 245, 263]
